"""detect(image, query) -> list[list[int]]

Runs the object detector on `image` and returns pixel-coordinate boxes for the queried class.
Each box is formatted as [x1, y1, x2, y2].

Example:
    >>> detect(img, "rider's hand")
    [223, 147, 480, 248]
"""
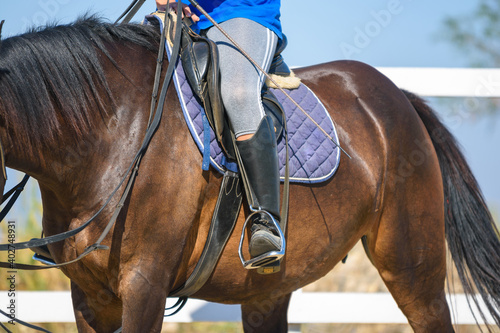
[155, 0, 200, 22]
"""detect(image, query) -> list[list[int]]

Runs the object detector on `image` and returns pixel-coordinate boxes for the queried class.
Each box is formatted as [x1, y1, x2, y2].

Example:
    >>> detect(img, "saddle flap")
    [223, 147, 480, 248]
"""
[180, 22, 235, 159]
[181, 27, 210, 91]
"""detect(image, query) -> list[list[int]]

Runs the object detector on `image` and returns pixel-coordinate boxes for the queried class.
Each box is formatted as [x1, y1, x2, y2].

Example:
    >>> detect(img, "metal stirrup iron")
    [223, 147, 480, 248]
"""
[238, 210, 286, 269]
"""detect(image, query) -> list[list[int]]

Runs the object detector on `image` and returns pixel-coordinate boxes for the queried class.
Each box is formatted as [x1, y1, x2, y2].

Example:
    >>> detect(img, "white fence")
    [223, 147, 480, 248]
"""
[378, 67, 500, 97]
[1, 68, 499, 327]
[0, 291, 495, 325]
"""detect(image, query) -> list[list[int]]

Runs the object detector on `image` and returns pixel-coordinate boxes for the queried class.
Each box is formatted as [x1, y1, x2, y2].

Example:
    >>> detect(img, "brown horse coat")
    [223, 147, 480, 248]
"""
[0, 19, 498, 332]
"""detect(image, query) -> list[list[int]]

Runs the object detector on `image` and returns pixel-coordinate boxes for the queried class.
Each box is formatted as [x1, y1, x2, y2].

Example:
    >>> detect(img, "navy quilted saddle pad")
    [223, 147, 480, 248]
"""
[147, 15, 341, 184]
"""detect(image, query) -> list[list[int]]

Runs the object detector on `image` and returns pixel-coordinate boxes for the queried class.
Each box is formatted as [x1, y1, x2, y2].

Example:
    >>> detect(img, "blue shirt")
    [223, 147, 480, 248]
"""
[189, 0, 282, 39]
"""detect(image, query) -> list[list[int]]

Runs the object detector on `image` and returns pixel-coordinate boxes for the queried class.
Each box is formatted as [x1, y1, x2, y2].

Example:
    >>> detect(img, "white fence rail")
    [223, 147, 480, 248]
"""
[1, 68, 499, 327]
[0, 291, 495, 325]
[378, 67, 500, 97]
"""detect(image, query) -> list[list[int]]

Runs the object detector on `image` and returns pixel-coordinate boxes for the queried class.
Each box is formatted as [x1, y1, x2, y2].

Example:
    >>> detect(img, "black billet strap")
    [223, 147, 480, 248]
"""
[0, 4, 184, 269]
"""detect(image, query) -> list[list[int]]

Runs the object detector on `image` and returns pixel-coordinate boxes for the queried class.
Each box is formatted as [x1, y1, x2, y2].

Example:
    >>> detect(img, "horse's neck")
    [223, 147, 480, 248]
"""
[7, 100, 148, 212]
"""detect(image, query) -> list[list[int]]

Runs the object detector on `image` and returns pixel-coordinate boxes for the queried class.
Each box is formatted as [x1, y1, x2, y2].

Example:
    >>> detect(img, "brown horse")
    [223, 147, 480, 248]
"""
[0, 18, 499, 333]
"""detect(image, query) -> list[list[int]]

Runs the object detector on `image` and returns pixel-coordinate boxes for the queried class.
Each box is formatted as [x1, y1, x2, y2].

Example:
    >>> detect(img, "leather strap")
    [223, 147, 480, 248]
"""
[115, 0, 147, 24]
[0, 309, 50, 333]
[279, 109, 290, 233]
[0, 174, 30, 222]
[0, 134, 7, 180]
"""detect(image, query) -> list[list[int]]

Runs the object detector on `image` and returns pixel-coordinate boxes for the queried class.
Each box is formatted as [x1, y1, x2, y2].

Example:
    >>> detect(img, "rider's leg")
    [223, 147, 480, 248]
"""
[206, 18, 281, 258]
[236, 115, 281, 257]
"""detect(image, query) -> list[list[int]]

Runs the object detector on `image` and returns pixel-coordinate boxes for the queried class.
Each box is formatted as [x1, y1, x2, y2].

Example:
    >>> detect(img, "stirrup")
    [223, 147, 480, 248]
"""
[238, 210, 285, 269]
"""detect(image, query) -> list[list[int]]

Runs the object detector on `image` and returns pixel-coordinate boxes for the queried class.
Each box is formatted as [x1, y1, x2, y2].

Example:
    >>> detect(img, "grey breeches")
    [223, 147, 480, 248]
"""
[206, 18, 278, 138]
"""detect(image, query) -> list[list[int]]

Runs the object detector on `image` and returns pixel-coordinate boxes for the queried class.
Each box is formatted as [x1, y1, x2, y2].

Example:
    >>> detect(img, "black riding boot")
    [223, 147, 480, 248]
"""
[236, 115, 282, 258]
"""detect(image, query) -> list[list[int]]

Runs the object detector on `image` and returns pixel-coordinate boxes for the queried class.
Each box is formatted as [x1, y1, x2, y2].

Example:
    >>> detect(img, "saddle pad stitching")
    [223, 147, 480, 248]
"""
[275, 83, 340, 183]
[280, 85, 340, 182]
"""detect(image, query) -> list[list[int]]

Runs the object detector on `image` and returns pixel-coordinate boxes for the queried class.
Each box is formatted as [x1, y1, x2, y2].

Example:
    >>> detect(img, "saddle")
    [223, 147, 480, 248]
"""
[176, 18, 294, 160]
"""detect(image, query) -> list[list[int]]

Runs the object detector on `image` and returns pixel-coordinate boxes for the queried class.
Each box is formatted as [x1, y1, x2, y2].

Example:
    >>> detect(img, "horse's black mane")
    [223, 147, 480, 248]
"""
[0, 16, 160, 154]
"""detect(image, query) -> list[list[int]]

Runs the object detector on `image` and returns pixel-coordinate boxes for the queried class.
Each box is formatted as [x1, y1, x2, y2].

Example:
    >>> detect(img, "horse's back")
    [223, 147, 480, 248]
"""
[295, 60, 438, 177]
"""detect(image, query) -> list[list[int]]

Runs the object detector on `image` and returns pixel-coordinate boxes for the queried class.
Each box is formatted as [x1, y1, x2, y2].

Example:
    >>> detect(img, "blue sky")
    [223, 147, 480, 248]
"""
[0, 1, 479, 68]
[1, 0, 499, 219]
